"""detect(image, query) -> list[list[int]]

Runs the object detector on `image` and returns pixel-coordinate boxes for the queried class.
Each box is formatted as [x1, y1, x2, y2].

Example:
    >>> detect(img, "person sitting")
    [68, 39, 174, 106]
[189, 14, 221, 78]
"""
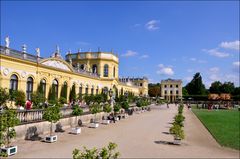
[25, 100, 32, 110]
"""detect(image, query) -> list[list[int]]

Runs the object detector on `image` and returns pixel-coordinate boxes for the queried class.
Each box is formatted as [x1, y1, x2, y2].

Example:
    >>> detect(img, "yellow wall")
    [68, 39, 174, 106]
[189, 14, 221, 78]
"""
[0, 53, 148, 104]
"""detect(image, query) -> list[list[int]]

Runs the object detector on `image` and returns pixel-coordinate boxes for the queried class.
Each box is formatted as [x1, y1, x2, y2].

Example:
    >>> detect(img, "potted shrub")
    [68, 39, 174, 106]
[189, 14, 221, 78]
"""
[102, 103, 112, 124]
[71, 105, 83, 134]
[89, 103, 102, 128]
[173, 114, 185, 127]
[0, 108, 20, 156]
[169, 124, 185, 145]
[113, 103, 121, 121]
[42, 105, 62, 143]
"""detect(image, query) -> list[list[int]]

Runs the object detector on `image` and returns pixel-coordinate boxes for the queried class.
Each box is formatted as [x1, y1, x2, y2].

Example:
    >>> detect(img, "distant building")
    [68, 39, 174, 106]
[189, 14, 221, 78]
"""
[160, 79, 182, 102]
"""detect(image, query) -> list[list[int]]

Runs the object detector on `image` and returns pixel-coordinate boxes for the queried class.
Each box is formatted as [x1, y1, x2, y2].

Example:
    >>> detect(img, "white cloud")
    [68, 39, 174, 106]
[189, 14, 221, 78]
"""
[139, 54, 149, 59]
[156, 64, 174, 76]
[145, 20, 159, 31]
[233, 61, 240, 67]
[203, 48, 229, 58]
[209, 74, 221, 81]
[75, 41, 90, 46]
[189, 57, 207, 63]
[122, 50, 138, 57]
[209, 67, 220, 73]
[220, 40, 240, 50]
[187, 69, 194, 73]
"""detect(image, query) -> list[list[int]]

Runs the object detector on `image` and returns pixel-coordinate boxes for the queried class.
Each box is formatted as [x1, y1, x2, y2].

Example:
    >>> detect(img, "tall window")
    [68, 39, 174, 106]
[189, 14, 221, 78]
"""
[10, 74, 18, 91]
[103, 64, 109, 77]
[170, 85, 172, 88]
[113, 67, 115, 78]
[52, 79, 59, 98]
[40, 79, 46, 97]
[164, 90, 167, 94]
[91, 87, 94, 95]
[79, 85, 82, 95]
[92, 64, 98, 74]
[96, 88, 99, 95]
[176, 85, 178, 88]
[176, 90, 179, 94]
[85, 86, 88, 95]
[170, 90, 173, 94]
[26, 77, 33, 100]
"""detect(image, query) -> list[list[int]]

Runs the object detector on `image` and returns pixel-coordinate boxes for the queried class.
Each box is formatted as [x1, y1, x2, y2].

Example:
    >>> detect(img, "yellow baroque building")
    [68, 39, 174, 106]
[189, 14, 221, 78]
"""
[0, 42, 148, 103]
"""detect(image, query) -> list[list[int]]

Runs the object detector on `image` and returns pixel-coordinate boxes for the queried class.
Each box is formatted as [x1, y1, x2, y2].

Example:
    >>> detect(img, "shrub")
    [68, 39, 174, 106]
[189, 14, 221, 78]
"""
[69, 84, 76, 102]
[31, 91, 46, 109]
[0, 87, 9, 106]
[72, 105, 83, 116]
[121, 101, 129, 110]
[72, 142, 120, 159]
[43, 105, 62, 136]
[103, 104, 112, 113]
[0, 109, 20, 149]
[15, 90, 26, 106]
[89, 103, 102, 123]
[59, 97, 67, 105]
[169, 124, 185, 140]
[113, 103, 121, 114]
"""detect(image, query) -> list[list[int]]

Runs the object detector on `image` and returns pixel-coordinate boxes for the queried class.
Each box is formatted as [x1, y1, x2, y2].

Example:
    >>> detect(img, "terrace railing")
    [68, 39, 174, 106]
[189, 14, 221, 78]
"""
[17, 106, 90, 125]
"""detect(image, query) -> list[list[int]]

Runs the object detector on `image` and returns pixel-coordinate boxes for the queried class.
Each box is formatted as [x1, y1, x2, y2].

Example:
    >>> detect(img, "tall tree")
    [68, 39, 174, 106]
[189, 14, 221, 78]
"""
[185, 72, 206, 95]
[220, 82, 235, 94]
[60, 83, 67, 99]
[209, 81, 222, 94]
[69, 84, 76, 102]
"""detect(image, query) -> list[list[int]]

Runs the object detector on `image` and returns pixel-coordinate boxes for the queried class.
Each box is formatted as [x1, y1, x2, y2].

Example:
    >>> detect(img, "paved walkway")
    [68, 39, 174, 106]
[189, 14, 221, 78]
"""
[12, 104, 239, 158]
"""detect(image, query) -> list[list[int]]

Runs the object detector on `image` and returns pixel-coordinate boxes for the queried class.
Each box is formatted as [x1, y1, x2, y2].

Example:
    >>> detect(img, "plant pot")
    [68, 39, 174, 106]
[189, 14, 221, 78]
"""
[89, 123, 99, 128]
[1, 145, 18, 156]
[71, 127, 81, 134]
[173, 138, 181, 145]
[45, 135, 57, 143]
[114, 117, 119, 121]
[102, 120, 110, 125]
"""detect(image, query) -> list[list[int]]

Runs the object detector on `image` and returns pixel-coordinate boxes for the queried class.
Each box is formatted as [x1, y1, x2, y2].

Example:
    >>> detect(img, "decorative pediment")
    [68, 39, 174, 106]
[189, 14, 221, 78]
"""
[40, 58, 73, 72]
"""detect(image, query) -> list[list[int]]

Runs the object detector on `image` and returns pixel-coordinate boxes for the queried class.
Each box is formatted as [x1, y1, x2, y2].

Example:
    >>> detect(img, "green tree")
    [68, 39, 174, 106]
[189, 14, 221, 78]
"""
[185, 72, 206, 95]
[43, 105, 62, 136]
[0, 109, 20, 148]
[182, 87, 189, 96]
[60, 83, 68, 99]
[69, 84, 76, 102]
[209, 81, 222, 94]
[89, 103, 102, 123]
[0, 87, 9, 106]
[148, 83, 161, 97]
[32, 84, 46, 109]
[15, 90, 26, 106]
[48, 85, 57, 103]
[220, 82, 235, 94]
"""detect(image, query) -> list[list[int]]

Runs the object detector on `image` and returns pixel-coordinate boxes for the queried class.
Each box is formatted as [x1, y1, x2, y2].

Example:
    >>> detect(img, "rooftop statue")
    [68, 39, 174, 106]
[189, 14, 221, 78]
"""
[36, 48, 40, 57]
[5, 36, 10, 48]
[22, 44, 27, 53]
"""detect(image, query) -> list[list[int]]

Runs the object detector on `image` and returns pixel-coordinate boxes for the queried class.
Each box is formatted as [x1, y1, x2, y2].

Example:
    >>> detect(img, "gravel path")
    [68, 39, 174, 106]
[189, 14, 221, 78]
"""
[12, 104, 239, 158]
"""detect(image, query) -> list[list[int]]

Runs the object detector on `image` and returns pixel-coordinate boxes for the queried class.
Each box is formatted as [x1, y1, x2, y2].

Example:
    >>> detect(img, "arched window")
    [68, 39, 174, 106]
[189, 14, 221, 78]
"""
[96, 87, 99, 95]
[10, 74, 18, 92]
[113, 67, 116, 78]
[85, 85, 88, 95]
[104, 64, 109, 77]
[52, 79, 59, 98]
[80, 64, 84, 70]
[40, 79, 46, 97]
[103, 87, 108, 95]
[91, 86, 94, 95]
[26, 77, 33, 100]
[92, 64, 98, 74]
[79, 85, 82, 95]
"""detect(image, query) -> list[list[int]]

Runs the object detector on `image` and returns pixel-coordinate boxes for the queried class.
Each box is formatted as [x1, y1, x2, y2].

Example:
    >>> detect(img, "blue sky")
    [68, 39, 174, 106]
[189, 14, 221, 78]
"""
[1, 1, 239, 87]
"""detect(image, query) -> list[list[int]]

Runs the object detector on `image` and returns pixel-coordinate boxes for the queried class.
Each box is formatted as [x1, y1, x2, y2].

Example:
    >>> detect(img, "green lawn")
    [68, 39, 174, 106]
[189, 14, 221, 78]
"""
[192, 107, 240, 150]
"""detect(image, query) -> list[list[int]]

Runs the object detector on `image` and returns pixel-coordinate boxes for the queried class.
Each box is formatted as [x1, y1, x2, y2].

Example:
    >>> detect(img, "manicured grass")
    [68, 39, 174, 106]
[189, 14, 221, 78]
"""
[192, 108, 240, 150]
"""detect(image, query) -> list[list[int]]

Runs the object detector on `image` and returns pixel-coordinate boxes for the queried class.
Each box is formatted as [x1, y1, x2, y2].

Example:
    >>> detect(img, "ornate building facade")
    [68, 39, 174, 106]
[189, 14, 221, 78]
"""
[160, 79, 182, 102]
[0, 37, 148, 104]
